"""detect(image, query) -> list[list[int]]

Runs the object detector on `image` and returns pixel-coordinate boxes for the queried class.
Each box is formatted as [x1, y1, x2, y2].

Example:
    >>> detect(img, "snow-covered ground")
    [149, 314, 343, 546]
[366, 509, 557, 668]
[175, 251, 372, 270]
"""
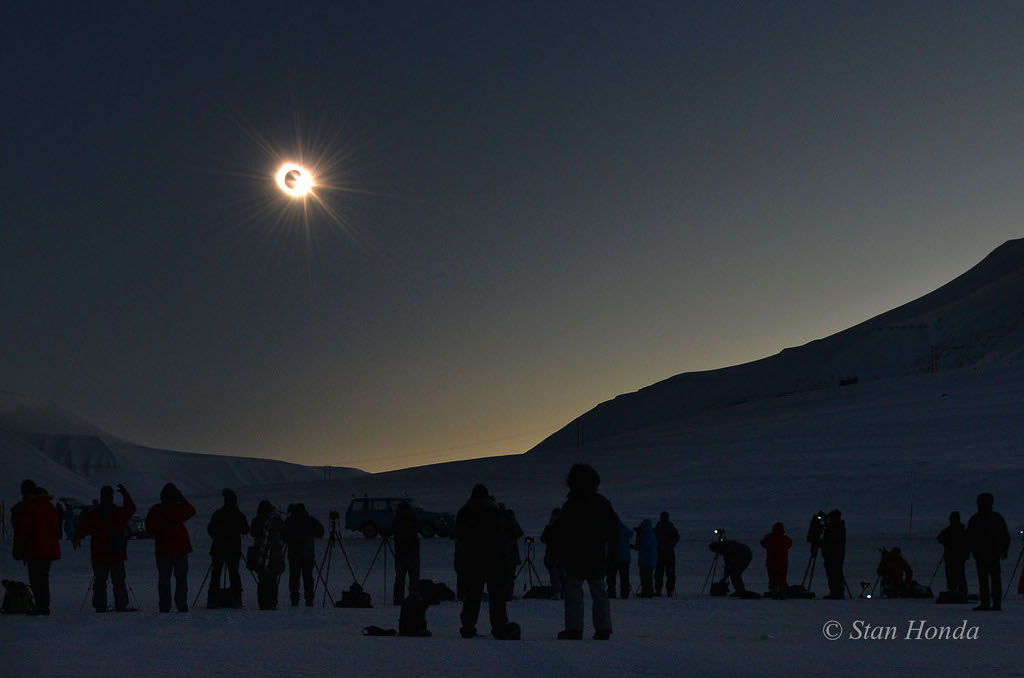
[4, 361, 1024, 677]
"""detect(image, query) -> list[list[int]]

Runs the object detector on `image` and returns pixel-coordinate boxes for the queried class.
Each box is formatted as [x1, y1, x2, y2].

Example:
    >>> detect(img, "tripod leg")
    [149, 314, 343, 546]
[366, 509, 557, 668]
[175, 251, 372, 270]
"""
[870, 575, 880, 597]
[844, 575, 853, 599]
[702, 554, 719, 594]
[1003, 544, 1024, 599]
[79, 577, 94, 613]
[806, 551, 818, 589]
[192, 562, 213, 608]
[928, 555, 943, 589]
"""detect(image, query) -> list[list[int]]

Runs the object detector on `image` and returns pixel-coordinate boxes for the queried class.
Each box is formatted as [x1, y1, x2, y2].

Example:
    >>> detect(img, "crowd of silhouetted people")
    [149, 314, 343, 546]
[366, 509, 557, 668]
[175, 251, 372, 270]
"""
[4, 468, 1017, 637]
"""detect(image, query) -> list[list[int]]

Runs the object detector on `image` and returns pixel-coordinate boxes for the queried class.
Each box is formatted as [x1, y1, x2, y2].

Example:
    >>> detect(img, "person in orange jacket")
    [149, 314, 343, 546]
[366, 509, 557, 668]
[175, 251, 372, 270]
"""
[760, 522, 793, 595]
[12, 479, 62, 615]
[145, 483, 196, 612]
[74, 484, 137, 612]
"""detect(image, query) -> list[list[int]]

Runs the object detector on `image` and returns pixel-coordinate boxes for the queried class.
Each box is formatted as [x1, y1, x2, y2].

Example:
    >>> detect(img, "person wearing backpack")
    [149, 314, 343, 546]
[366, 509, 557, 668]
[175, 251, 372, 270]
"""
[634, 519, 659, 597]
[12, 479, 61, 615]
[207, 488, 249, 608]
[251, 500, 285, 610]
[937, 511, 969, 595]
[967, 492, 1011, 611]
[145, 483, 196, 612]
[74, 484, 136, 612]
[653, 512, 680, 597]
[282, 503, 324, 607]
[454, 484, 519, 639]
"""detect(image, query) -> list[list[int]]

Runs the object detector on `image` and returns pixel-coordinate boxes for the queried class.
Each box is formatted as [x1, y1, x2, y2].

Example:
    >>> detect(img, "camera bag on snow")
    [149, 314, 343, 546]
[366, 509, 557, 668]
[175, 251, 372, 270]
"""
[416, 579, 456, 605]
[336, 583, 373, 608]
[936, 590, 969, 604]
[523, 585, 553, 599]
[1, 580, 34, 614]
[709, 581, 730, 597]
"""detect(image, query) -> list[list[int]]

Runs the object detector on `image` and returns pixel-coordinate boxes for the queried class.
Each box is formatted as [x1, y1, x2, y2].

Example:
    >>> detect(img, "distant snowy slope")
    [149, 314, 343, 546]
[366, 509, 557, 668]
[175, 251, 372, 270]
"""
[533, 238, 1024, 452]
[0, 392, 364, 502]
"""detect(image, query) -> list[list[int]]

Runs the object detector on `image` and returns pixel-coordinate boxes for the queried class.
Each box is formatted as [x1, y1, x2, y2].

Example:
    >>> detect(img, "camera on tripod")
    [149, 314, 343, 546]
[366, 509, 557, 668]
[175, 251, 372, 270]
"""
[714, 528, 726, 542]
[329, 510, 340, 530]
[806, 511, 827, 546]
[524, 536, 534, 545]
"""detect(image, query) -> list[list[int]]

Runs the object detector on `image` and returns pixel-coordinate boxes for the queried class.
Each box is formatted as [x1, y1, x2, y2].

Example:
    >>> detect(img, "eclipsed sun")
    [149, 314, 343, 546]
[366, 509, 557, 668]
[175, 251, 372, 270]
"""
[275, 163, 314, 197]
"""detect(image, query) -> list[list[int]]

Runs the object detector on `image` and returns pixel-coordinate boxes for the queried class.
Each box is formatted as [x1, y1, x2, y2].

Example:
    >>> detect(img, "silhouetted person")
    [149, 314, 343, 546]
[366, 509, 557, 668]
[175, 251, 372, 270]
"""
[392, 500, 420, 604]
[145, 482, 196, 612]
[821, 509, 846, 599]
[74, 484, 136, 612]
[541, 508, 566, 599]
[12, 479, 61, 615]
[554, 463, 617, 640]
[251, 499, 285, 610]
[635, 519, 658, 597]
[503, 507, 524, 600]
[653, 512, 679, 596]
[876, 547, 913, 598]
[207, 488, 249, 608]
[454, 484, 518, 639]
[937, 511, 969, 595]
[606, 518, 631, 599]
[709, 539, 752, 595]
[282, 503, 324, 606]
[760, 522, 792, 594]
[967, 492, 1010, 611]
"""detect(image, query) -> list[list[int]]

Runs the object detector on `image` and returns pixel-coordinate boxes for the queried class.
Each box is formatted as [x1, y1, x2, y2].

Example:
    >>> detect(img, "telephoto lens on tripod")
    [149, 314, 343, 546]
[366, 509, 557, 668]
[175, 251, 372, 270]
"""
[714, 528, 726, 543]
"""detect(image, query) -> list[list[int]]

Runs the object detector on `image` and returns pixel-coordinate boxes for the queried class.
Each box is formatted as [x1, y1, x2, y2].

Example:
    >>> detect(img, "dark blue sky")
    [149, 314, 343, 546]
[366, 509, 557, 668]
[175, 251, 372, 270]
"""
[4, 2, 1023, 471]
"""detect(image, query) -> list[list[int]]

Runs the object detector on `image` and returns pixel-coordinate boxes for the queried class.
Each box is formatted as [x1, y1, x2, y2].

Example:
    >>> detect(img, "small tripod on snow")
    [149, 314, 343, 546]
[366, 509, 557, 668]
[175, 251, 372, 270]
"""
[313, 511, 358, 607]
[515, 537, 545, 592]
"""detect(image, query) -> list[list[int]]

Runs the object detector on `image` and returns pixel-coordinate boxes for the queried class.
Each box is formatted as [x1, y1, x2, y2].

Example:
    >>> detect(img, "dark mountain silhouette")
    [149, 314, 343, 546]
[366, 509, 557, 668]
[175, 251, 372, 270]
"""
[532, 238, 1024, 453]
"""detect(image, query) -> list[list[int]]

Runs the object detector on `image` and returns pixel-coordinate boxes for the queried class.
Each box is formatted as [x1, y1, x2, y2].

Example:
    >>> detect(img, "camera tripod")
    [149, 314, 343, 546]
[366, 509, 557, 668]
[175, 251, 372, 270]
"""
[192, 558, 257, 608]
[313, 512, 358, 607]
[358, 533, 397, 603]
[701, 551, 721, 594]
[1004, 533, 1024, 599]
[80, 570, 141, 613]
[801, 543, 820, 589]
[515, 538, 545, 591]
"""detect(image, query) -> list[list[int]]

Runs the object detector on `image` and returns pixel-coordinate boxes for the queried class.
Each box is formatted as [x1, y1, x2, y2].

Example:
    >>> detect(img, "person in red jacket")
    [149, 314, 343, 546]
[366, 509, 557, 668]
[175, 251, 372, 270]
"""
[74, 484, 137, 612]
[760, 522, 793, 596]
[12, 479, 62, 615]
[145, 482, 196, 612]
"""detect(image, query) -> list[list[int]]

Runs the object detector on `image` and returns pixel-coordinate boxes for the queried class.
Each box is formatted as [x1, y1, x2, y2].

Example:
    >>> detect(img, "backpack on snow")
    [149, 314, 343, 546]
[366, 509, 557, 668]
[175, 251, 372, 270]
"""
[523, 585, 553, 599]
[398, 596, 431, 636]
[709, 581, 730, 597]
[1, 580, 34, 614]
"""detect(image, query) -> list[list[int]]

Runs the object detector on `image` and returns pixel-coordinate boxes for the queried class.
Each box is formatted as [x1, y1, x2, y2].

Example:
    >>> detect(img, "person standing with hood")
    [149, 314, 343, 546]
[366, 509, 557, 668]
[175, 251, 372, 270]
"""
[967, 492, 1011, 611]
[653, 512, 680, 597]
[207, 488, 249, 608]
[634, 519, 659, 597]
[283, 503, 324, 606]
[74, 484, 136, 612]
[760, 522, 793, 595]
[250, 499, 285, 610]
[392, 500, 420, 605]
[554, 463, 618, 640]
[145, 482, 196, 612]
[821, 509, 846, 599]
[13, 479, 61, 615]
[937, 511, 969, 595]
[454, 484, 519, 639]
